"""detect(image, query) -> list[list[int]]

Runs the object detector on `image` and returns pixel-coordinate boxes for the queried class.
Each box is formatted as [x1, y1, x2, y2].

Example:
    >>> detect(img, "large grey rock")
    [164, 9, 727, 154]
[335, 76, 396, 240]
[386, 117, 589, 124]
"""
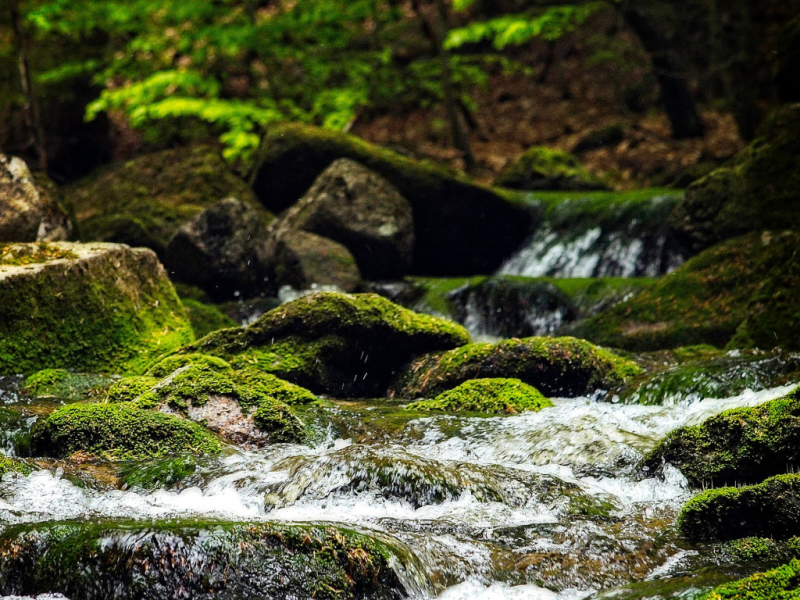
[0, 155, 71, 242]
[164, 197, 274, 300]
[280, 159, 414, 279]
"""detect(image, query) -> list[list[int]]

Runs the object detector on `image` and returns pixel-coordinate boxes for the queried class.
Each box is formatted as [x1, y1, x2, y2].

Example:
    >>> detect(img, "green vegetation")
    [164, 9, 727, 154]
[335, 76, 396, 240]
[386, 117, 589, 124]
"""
[145, 353, 233, 378]
[23, 369, 116, 401]
[574, 231, 800, 351]
[0, 242, 76, 266]
[392, 336, 641, 399]
[0, 242, 194, 376]
[407, 378, 553, 415]
[184, 292, 470, 397]
[495, 146, 607, 191]
[182, 298, 238, 339]
[0, 456, 33, 478]
[30, 403, 222, 460]
[695, 559, 800, 599]
[644, 386, 800, 487]
[117, 455, 199, 490]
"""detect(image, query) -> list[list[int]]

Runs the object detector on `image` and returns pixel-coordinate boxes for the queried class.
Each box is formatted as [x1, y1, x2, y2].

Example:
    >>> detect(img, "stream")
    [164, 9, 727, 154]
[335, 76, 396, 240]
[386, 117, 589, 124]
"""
[1, 378, 794, 599]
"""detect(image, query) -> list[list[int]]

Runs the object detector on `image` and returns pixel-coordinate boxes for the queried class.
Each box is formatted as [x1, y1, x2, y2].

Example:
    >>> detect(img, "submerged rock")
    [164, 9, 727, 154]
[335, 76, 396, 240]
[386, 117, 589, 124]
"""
[272, 229, 362, 292]
[391, 336, 641, 399]
[678, 473, 800, 542]
[0, 242, 193, 375]
[574, 231, 800, 351]
[277, 158, 414, 280]
[249, 123, 532, 275]
[164, 197, 275, 300]
[183, 292, 470, 397]
[69, 145, 270, 256]
[670, 105, 800, 253]
[644, 386, 800, 487]
[0, 520, 414, 600]
[406, 378, 552, 415]
[0, 155, 72, 243]
[495, 146, 608, 191]
[30, 402, 222, 460]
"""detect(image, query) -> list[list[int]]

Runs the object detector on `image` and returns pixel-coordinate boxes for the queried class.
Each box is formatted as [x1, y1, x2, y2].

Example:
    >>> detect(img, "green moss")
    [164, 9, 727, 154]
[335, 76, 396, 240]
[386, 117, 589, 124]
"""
[392, 336, 641, 399]
[406, 378, 553, 415]
[0, 243, 194, 376]
[181, 298, 238, 339]
[0, 456, 33, 478]
[23, 369, 116, 402]
[695, 559, 800, 599]
[117, 455, 199, 490]
[106, 376, 160, 403]
[495, 146, 607, 191]
[644, 386, 800, 487]
[0, 242, 77, 266]
[712, 537, 800, 565]
[30, 403, 222, 460]
[574, 231, 800, 351]
[68, 145, 267, 255]
[184, 292, 470, 397]
[145, 353, 233, 379]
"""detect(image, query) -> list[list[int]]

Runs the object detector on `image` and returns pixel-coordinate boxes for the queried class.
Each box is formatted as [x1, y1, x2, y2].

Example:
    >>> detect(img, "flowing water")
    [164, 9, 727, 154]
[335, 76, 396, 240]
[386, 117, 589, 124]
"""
[1, 380, 795, 599]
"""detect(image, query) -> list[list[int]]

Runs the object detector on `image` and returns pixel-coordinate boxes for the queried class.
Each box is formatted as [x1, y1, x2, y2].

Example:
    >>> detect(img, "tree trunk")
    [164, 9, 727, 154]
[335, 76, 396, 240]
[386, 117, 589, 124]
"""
[621, 4, 705, 140]
[10, 0, 48, 171]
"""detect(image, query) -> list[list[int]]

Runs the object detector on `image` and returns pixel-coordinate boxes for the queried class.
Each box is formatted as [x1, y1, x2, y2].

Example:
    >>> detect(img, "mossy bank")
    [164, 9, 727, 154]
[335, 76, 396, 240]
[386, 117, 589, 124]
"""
[406, 378, 552, 415]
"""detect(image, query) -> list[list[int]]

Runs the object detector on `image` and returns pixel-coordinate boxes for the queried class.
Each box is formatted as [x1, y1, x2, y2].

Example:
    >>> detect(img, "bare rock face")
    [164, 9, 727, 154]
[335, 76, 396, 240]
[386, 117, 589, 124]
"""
[280, 159, 414, 279]
[165, 197, 275, 300]
[0, 155, 72, 243]
[272, 229, 362, 293]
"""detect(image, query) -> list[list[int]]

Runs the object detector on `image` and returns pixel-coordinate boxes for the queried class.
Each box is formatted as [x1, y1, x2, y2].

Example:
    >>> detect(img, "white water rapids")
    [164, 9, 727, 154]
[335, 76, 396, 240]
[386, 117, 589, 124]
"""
[1, 384, 795, 599]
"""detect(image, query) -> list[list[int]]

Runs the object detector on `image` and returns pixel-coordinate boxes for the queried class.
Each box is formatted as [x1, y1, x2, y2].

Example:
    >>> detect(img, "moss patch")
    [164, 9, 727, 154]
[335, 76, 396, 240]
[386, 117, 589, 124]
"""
[644, 386, 800, 487]
[495, 146, 607, 191]
[391, 336, 641, 399]
[407, 378, 553, 415]
[30, 403, 222, 460]
[23, 369, 116, 402]
[0, 456, 33, 478]
[145, 353, 233, 379]
[0, 242, 76, 266]
[695, 559, 800, 600]
[184, 292, 470, 397]
[573, 231, 800, 351]
[182, 298, 238, 339]
[0, 242, 194, 375]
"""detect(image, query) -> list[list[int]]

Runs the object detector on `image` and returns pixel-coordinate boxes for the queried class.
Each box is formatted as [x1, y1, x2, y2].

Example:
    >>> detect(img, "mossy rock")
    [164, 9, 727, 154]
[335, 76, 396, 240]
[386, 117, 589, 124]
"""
[695, 559, 800, 600]
[679, 473, 800, 543]
[644, 386, 800, 487]
[22, 369, 117, 402]
[117, 454, 199, 490]
[495, 146, 608, 191]
[183, 292, 470, 397]
[68, 145, 271, 256]
[670, 105, 800, 253]
[573, 231, 800, 351]
[249, 122, 532, 275]
[406, 378, 553, 415]
[0, 242, 194, 375]
[272, 229, 362, 293]
[182, 298, 238, 339]
[30, 403, 222, 460]
[390, 336, 641, 399]
[0, 520, 413, 600]
[0, 456, 33, 478]
[111, 361, 312, 445]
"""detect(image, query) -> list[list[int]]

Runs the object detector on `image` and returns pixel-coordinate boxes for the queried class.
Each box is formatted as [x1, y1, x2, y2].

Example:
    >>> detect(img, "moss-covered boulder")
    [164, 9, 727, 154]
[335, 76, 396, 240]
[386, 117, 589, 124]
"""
[30, 403, 222, 460]
[670, 106, 800, 253]
[0, 520, 413, 600]
[495, 146, 608, 191]
[694, 559, 800, 600]
[181, 297, 238, 338]
[644, 386, 800, 487]
[68, 145, 271, 256]
[406, 378, 553, 414]
[775, 16, 800, 103]
[390, 336, 641, 399]
[0, 154, 72, 243]
[183, 292, 470, 397]
[277, 158, 415, 280]
[678, 474, 800, 542]
[22, 369, 116, 402]
[249, 123, 532, 275]
[0, 242, 194, 375]
[573, 231, 800, 351]
[110, 362, 312, 446]
[0, 456, 33, 478]
[272, 229, 362, 292]
[164, 197, 275, 300]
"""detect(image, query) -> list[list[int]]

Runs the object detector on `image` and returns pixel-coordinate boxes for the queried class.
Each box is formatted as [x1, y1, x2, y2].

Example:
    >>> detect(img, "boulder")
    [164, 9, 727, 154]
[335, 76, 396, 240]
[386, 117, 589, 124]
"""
[670, 105, 800, 253]
[776, 16, 800, 103]
[644, 386, 800, 487]
[272, 229, 362, 292]
[0, 520, 411, 600]
[164, 197, 275, 299]
[0, 154, 71, 242]
[390, 336, 641, 399]
[572, 231, 800, 352]
[183, 292, 470, 397]
[68, 145, 271, 256]
[277, 159, 414, 279]
[249, 123, 533, 275]
[0, 242, 194, 375]
[406, 378, 552, 414]
[495, 146, 608, 191]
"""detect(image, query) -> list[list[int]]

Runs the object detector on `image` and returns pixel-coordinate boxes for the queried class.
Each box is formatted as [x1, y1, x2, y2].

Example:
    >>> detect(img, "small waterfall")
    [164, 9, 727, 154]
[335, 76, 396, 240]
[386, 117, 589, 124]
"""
[500, 192, 688, 279]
